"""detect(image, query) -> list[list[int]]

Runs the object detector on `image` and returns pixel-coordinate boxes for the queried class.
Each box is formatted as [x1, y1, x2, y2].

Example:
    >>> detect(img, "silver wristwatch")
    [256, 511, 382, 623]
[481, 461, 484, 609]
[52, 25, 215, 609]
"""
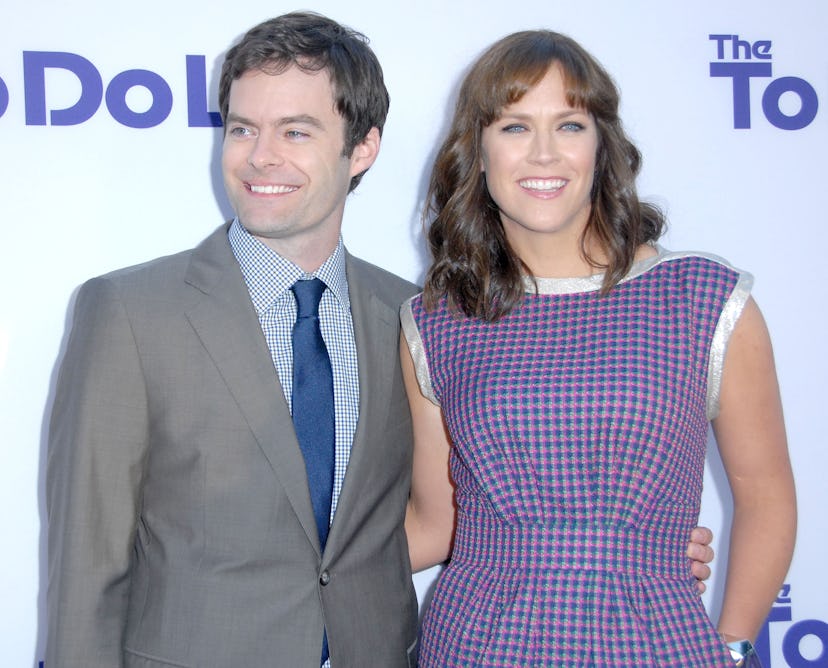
[726, 639, 756, 666]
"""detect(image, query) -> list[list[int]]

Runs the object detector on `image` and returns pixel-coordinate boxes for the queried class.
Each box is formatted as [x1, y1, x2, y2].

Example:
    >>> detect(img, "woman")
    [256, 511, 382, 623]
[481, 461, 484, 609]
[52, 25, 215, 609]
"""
[401, 30, 795, 665]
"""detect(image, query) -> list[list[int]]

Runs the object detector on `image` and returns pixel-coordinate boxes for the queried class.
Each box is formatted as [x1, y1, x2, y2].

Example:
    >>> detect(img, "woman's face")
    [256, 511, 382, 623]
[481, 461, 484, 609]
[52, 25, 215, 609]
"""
[480, 63, 599, 262]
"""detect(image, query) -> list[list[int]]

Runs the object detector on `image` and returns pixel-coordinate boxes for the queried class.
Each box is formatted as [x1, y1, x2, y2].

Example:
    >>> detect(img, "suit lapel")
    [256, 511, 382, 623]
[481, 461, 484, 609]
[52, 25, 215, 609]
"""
[325, 254, 400, 551]
[182, 225, 321, 553]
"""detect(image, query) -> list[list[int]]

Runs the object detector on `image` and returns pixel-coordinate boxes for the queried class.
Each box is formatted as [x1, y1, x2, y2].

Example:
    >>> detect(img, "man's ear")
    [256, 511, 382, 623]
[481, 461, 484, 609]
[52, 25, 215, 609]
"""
[349, 127, 381, 177]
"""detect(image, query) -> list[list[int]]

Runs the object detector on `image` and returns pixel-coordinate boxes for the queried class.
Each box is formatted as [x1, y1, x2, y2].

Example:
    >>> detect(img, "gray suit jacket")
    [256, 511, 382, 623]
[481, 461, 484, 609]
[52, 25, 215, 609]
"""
[46, 225, 420, 668]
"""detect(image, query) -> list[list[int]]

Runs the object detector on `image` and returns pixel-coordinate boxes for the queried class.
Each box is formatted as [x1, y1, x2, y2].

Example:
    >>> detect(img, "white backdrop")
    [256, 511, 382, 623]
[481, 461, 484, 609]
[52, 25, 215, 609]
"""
[2, 2, 826, 666]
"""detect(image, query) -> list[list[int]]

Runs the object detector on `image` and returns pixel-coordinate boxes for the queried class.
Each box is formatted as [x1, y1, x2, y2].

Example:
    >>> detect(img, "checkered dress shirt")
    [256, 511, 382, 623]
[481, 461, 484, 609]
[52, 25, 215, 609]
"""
[228, 219, 359, 526]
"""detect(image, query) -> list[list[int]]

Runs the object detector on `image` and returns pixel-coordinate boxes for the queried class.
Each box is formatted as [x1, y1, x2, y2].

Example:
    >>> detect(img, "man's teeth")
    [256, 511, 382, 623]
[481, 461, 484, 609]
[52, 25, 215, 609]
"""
[519, 179, 566, 191]
[249, 184, 298, 194]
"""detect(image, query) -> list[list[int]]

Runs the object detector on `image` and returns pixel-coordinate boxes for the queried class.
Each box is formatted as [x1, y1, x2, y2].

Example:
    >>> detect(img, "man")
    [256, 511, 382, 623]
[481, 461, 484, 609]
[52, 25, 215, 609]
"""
[46, 11, 714, 668]
[46, 12, 418, 667]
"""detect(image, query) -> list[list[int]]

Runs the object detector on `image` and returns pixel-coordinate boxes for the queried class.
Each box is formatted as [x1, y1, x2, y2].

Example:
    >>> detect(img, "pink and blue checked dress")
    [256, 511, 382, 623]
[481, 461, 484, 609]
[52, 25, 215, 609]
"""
[401, 249, 751, 666]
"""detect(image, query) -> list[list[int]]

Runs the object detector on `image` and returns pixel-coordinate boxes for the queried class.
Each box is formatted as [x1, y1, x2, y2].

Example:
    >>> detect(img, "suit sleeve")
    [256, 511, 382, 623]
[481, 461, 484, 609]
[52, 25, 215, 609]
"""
[46, 276, 150, 668]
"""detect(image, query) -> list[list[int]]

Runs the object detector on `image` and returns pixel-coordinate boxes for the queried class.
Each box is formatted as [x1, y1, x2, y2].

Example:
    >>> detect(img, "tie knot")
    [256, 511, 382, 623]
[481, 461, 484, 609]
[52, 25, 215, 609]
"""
[292, 278, 326, 318]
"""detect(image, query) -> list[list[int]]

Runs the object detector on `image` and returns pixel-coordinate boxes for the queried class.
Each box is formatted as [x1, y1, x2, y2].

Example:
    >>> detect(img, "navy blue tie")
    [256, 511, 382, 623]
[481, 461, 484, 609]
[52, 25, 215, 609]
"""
[291, 279, 334, 665]
[290, 278, 335, 551]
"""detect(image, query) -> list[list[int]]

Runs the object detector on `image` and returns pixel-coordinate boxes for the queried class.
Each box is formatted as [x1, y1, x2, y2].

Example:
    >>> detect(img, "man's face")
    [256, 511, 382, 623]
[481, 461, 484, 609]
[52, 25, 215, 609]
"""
[222, 66, 378, 268]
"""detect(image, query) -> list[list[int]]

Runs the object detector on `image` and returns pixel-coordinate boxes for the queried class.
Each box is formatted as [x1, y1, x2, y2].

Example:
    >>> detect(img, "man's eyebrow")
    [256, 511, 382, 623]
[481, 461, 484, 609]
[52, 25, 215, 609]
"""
[277, 114, 325, 129]
[224, 112, 254, 126]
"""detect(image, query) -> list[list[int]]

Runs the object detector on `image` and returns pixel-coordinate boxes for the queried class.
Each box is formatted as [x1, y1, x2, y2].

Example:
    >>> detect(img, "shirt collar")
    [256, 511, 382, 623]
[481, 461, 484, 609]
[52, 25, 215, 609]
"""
[228, 218, 350, 314]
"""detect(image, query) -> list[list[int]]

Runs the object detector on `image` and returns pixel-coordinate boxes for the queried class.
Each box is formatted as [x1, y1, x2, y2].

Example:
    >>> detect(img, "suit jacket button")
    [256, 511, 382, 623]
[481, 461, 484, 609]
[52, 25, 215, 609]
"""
[319, 570, 331, 586]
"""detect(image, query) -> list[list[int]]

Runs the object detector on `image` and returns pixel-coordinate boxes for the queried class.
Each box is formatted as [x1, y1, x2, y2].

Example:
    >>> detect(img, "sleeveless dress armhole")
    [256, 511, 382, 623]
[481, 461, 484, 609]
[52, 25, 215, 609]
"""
[400, 297, 440, 406]
[707, 270, 754, 420]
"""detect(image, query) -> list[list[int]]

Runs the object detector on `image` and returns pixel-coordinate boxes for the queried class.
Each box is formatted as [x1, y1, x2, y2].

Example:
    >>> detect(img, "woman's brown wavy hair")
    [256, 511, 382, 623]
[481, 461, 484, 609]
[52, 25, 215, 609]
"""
[422, 30, 664, 320]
